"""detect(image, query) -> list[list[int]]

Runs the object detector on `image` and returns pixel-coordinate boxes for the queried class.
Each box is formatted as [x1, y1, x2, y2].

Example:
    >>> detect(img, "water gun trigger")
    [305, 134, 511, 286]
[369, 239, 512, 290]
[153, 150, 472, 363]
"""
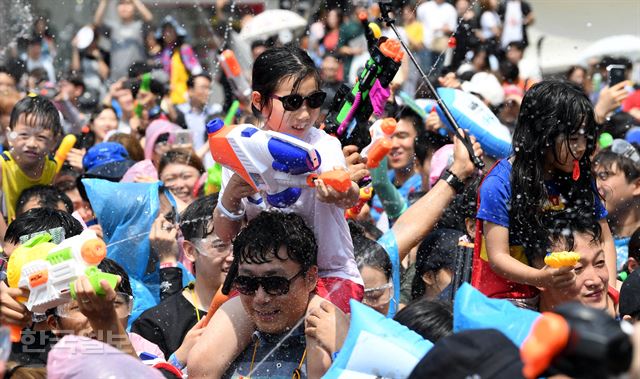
[521, 312, 571, 379]
[307, 170, 351, 193]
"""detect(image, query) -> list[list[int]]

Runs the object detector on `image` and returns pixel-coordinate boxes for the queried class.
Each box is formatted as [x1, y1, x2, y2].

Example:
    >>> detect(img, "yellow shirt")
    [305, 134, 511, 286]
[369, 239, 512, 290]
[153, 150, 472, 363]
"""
[1, 151, 57, 221]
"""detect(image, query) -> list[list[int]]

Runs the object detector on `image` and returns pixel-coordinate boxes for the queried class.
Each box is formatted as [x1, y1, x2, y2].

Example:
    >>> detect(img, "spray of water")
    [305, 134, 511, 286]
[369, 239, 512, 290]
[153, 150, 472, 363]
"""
[0, 0, 33, 62]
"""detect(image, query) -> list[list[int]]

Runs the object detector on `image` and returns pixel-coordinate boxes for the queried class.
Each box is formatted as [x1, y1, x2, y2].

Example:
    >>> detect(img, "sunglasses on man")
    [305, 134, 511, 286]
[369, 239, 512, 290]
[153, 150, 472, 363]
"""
[271, 91, 327, 112]
[233, 270, 305, 296]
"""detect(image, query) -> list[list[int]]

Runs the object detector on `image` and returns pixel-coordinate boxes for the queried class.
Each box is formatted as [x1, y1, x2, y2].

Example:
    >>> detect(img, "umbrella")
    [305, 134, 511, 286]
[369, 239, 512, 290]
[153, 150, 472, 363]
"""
[578, 34, 640, 62]
[239, 9, 307, 42]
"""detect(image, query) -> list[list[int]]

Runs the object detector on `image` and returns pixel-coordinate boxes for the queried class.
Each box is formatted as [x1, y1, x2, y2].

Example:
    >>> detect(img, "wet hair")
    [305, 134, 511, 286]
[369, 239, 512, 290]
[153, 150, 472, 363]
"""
[187, 73, 212, 89]
[412, 229, 464, 300]
[396, 107, 426, 140]
[98, 258, 133, 297]
[414, 131, 450, 166]
[602, 112, 638, 140]
[500, 61, 520, 84]
[593, 143, 640, 182]
[629, 227, 640, 264]
[350, 221, 392, 281]
[223, 211, 317, 293]
[349, 219, 383, 241]
[545, 208, 602, 253]
[437, 176, 481, 233]
[251, 46, 321, 118]
[394, 298, 453, 342]
[510, 80, 599, 261]
[107, 133, 145, 161]
[4, 208, 84, 244]
[179, 194, 217, 241]
[9, 95, 63, 137]
[16, 185, 74, 216]
[89, 105, 119, 125]
[158, 148, 205, 177]
[0, 65, 19, 83]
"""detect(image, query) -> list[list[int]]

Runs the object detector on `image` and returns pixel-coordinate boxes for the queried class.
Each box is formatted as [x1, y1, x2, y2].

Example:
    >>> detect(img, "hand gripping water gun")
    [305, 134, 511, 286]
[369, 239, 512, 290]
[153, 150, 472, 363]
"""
[54, 134, 77, 173]
[345, 186, 373, 219]
[134, 72, 152, 118]
[324, 16, 403, 150]
[360, 118, 396, 168]
[520, 302, 633, 379]
[207, 119, 351, 208]
[544, 251, 581, 268]
[7, 230, 119, 316]
[219, 50, 251, 101]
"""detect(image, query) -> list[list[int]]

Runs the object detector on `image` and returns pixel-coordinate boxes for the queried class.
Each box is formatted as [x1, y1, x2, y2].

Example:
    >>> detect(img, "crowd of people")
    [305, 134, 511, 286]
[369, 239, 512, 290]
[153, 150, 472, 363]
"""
[0, 0, 640, 378]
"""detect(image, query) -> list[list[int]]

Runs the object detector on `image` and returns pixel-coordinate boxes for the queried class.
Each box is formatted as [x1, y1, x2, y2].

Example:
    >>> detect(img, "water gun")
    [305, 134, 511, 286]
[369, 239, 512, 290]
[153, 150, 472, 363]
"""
[520, 302, 632, 379]
[360, 118, 396, 168]
[134, 72, 152, 118]
[203, 163, 223, 195]
[7, 230, 119, 315]
[54, 134, 77, 173]
[345, 186, 373, 219]
[544, 251, 580, 268]
[323, 17, 403, 150]
[202, 286, 230, 327]
[219, 50, 251, 101]
[207, 118, 351, 208]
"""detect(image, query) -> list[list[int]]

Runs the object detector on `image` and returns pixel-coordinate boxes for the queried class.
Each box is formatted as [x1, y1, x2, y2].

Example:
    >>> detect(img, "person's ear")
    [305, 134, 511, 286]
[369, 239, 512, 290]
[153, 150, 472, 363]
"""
[183, 240, 197, 263]
[251, 91, 264, 114]
[628, 258, 638, 273]
[305, 266, 319, 291]
[421, 272, 435, 286]
[47, 314, 59, 332]
[631, 177, 640, 197]
[465, 218, 476, 238]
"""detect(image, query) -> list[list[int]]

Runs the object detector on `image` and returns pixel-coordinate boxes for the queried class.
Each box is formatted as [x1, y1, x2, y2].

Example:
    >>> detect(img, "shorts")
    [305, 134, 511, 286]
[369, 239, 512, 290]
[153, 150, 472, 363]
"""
[316, 277, 364, 314]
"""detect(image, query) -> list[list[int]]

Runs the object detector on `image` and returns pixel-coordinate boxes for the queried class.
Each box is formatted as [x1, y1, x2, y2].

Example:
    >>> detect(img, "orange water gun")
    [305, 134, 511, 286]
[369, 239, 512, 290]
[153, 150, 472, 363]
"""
[54, 134, 77, 173]
[360, 118, 397, 168]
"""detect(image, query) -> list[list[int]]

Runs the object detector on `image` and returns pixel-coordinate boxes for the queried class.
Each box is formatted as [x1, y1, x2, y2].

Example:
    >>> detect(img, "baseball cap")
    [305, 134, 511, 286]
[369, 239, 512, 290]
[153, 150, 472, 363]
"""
[619, 270, 640, 318]
[461, 72, 505, 107]
[408, 329, 525, 379]
[82, 142, 130, 171]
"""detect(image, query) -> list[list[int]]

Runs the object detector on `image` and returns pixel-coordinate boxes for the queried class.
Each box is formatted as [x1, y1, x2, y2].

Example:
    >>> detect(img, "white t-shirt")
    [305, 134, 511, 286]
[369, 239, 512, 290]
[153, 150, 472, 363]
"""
[501, 0, 524, 48]
[480, 11, 501, 40]
[416, 0, 458, 49]
[220, 127, 362, 284]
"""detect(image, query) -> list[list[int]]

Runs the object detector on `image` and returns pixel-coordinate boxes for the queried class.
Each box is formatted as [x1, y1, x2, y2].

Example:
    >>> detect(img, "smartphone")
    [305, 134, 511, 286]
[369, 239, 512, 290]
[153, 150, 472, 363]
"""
[169, 130, 193, 147]
[607, 64, 626, 87]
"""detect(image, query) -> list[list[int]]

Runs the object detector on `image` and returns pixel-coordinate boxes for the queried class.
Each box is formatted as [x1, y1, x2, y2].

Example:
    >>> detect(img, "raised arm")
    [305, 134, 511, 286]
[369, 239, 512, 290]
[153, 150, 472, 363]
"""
[132, 0, 153, 23]
[94, 0, 108, 27]
[392, 132, 482, 262]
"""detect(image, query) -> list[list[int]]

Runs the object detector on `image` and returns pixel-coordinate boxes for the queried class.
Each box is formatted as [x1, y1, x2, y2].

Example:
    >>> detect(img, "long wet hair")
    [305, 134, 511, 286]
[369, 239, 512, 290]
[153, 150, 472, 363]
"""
[251, 46, 322, 120]
[510, 80, 599, 261]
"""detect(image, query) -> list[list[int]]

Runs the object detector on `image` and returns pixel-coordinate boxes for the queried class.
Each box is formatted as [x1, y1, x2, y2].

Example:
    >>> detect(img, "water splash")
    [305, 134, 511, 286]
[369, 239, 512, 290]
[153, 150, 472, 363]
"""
[0, 0, 33, 61]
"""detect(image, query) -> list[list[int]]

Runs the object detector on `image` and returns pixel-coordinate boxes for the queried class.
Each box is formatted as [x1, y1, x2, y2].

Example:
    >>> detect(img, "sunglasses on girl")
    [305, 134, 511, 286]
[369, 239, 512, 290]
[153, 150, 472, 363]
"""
[233, 270, 305, 296]
[271, 91, 327, 112]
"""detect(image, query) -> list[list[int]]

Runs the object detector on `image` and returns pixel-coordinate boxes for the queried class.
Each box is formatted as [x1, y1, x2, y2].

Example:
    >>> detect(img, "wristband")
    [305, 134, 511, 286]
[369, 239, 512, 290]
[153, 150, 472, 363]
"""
[439, 169, 465, 194]
[168, 352, 186, 370]
[332, 350, 340, 362]
[217, 201, 245, 221]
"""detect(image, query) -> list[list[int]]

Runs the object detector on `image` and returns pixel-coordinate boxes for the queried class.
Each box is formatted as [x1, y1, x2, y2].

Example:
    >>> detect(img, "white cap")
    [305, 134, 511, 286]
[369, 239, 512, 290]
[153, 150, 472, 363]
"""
[461, 72, 505, 107]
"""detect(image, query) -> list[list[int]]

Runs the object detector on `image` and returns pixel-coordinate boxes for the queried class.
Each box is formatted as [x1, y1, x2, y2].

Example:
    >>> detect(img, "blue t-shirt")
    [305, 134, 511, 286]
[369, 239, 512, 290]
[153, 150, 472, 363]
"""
[377, 230, 400, 318]
[370, 171, 422, 222]
[477, 159, 607, 240]
[615, 236, 631, 271]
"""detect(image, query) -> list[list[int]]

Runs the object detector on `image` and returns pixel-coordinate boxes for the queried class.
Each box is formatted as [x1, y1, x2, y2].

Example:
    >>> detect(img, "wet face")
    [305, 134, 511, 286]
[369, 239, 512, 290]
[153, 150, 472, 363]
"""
[163, 25, 178, 46]
[48, 294, 131, 338]
[255, 75, 321, 140]
[388, 118, 417, 171]
[189, 76, 211, 108]
[361, 265, 391, 315]
[19, 196, 67, 216]
[65, 187, 94, 222]
[114, 87, 134, 114]
[190, 228, 233, 286]
[544, 233, 609, 310]
[547, 130, 588, 174]
[422, 268, 454, 299]
[594, 162, 640, 215]
[237, 247, 317, 334]
[117, 0, 135, 21]
[321, 57, 340, 83]
[160, 163, 201, 204]
[0, 73, 17, 95]
[92, 108, 119, 142]
[8, 114, 56, 168]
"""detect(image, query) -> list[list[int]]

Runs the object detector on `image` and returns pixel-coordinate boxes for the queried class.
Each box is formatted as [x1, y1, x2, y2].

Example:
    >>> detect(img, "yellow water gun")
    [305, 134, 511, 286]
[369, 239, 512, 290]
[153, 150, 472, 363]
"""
[544, 251, 580, 268]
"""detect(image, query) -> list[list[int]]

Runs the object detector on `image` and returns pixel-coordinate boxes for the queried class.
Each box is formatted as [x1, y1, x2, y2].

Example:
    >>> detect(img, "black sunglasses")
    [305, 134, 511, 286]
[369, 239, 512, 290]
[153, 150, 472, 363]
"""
[233, 270, 305, 296]
[271, 91, 327, 112]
